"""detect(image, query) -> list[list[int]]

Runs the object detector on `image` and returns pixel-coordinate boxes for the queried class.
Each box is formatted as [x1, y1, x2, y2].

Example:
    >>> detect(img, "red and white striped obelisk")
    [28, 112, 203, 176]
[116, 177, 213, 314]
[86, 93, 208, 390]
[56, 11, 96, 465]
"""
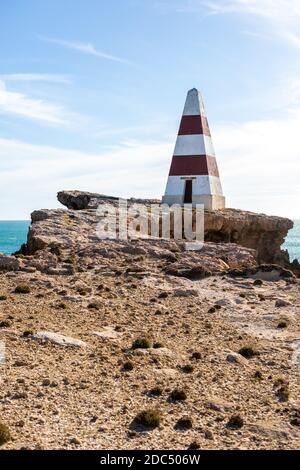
[162, 88, 225, 210]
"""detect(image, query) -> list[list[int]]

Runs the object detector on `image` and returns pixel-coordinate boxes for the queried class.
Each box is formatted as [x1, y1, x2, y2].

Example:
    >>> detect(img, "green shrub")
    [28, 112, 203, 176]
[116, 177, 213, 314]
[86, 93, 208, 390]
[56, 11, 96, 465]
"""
[132, 338, 151, 349]
[181, 364, 194, 374]
[273, 377, 286, 387]
[169, 388, 187, 401]
[87, 302, 99, 310]
[254, 370, 263, 380]
[175, 417, 193, 430]
[0, 422, 11, 446]
[227, 414, 244, 430]
[123, 361, 134, 371]
[57, 302, 67, 310]
[0, 320, 12, 328]
[0, 295, 7, 301]
[149, 387, 163, 397]
[277, 321, 288, 329]
[188, 441, 200, 450]
[153, 342, 164, 349]
[14, 285, 30, 294]
[191, 351, 202, 360]
[276, 385, 290, 402]
[134, 409, 160, 429]
[158, 292, 168, 299]
[238, 346, 259, 359]
[22, 330, 34, 337]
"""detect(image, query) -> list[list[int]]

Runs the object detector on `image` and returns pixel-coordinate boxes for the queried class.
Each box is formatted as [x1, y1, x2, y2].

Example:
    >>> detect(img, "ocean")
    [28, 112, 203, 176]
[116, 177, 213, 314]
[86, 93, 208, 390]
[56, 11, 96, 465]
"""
[0, 221, 30, 255]
[283, 220, 300, 262]
[0, 220, 299, 261]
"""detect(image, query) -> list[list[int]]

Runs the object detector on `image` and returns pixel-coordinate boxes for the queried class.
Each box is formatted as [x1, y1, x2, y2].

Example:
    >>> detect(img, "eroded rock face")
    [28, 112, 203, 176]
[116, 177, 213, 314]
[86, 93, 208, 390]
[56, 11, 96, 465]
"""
[57, 190, 293, 266]
[4, 190, 293, 277]
[12, 207, 257, 276]
[204, 209, 293, 265]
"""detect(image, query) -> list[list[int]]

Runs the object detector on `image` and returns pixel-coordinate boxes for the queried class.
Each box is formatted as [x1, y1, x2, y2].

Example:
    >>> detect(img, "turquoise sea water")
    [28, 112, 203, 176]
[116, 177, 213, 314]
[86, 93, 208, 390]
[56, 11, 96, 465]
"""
[0, 221, 30, 255]
[283, 220, 300, 262]
[0, 220, 299, 261]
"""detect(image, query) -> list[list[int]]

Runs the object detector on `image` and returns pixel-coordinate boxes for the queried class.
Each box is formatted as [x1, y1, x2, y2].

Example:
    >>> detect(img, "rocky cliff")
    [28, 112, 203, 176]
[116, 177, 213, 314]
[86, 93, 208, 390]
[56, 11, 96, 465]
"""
[0, 190, 294, 277]
[57, 190, 293, 266]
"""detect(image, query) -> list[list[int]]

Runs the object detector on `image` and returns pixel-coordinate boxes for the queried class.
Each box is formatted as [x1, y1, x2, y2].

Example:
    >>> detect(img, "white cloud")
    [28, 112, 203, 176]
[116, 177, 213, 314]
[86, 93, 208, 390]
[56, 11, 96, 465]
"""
[0, 137, 172, 219]
[39, 36, 133, 65]
[198, 0, 300, 22]
[214, 109, 300, 219]
[0, 79, 76, 126]
[176, 0, 300, 52]
[0, 74, 72, 84]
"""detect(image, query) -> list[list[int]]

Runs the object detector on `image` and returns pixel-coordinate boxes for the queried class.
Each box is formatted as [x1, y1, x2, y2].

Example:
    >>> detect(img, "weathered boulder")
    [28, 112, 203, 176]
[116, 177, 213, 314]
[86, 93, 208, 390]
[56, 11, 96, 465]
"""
[0, 254, 20, 271]
[204, 209, 293, 265]
[57, 190, 160, 210]
[33, 331, 87, 348]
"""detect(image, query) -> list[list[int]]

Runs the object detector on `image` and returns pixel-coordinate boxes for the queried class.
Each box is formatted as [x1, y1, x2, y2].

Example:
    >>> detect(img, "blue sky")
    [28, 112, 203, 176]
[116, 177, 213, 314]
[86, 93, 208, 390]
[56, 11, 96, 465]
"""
[0, 0, 300, 219]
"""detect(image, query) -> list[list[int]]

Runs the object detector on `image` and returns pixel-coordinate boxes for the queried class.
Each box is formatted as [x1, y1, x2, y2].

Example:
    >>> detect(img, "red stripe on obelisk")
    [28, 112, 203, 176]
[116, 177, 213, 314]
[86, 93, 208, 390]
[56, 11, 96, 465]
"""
[178, 115, 211, 136]
[169, 155, 220, 177]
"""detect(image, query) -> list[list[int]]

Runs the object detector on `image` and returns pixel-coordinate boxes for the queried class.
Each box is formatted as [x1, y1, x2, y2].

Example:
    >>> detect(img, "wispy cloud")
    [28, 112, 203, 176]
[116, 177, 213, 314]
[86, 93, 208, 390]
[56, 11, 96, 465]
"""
[0, 137, 172, 219]
[0, 73, 72, 84]
[0, 79, 74, 126]
[39, 36, 133, 65]
[174, 0, 300, 52]
[214, 108, 300, 218]
[198, 0, 300, 22]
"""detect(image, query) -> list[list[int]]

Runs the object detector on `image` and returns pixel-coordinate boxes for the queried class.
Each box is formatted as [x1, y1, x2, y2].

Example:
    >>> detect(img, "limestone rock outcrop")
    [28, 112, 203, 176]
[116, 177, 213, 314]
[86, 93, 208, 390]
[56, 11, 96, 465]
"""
[57, 190, 293, 266]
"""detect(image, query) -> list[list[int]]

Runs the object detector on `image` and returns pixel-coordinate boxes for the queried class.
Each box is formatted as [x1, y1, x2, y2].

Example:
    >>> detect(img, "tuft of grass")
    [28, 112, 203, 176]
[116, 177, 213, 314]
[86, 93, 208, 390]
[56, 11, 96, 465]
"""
[149, 387, 163, 397]
[238, 346, 259, 359]
[191, 351, 202, 360]
[277, 321, 288, 329]
[208, 306, 216, 313]
[276, 385, 290, 402]
[274, 379, 290, 402]
[132, 337, 151, 349]
[22, 330, 34, 337]
[254, 370, 263, 381]
[181, 364, 194, 374]
[87, 302, 99, 310]
[0, 295, 7, 301]
[188, 441, 200, 450]
[0, 320, 12, 328]
[158, 292, 168, 299]
[227, 414, 244, 430]
[169, 388, 187, 401]
[56, 302, 67, 310]
[134, 409, 160, 429]
[0, 421, 11, 446]
[273, 377, 286, 387]
[153, 342, 164, 349]
[175, 416, 193, 430]
[14, 285, 30, 294]
[123, 361, 134, 372]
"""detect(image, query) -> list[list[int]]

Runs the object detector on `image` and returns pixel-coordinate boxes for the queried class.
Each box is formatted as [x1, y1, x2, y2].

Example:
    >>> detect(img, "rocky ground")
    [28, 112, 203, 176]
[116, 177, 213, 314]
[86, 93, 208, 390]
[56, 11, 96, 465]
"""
[0, 267, 299, 450]
[0, 192, 299, 450]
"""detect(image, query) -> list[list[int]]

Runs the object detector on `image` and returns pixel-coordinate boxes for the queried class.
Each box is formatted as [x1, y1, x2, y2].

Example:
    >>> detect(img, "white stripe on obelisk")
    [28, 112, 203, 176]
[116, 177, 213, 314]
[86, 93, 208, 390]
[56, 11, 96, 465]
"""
[173, 134, 215, 157]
